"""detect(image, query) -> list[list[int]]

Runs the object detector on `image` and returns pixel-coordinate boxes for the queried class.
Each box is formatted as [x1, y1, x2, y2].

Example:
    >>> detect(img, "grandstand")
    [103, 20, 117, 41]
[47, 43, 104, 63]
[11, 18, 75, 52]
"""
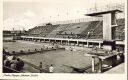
[26, 18, 124, 40]
[27, 23, 59, 37]
[115, 18, 125, 40]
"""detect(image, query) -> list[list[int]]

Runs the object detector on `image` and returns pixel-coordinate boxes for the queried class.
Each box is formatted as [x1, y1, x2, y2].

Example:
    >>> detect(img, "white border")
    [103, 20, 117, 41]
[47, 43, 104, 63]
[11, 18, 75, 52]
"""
[0, 0, 127, 80]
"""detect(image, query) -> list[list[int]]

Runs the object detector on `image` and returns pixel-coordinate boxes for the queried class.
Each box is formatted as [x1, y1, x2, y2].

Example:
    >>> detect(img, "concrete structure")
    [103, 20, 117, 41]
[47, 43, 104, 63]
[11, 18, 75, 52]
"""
[21, 36, 104, 48]
[86, 9, 123, 51]
[84, 7, 124, 73]
[86, 52, 117, 73]
[86, 10, 122, 40]
[20, 36, 124, 47]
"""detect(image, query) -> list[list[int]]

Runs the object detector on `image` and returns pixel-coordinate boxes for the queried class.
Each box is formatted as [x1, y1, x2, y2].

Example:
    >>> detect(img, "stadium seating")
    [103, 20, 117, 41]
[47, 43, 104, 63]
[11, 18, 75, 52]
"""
[115, 18, 125, 40]
[88, 21, 103, 39]
[80, 21, 99, 39]
[61, 22, 90, 34]
[47, 24, 70, 38]
[27, 24, 59, 37]
[26, 18, 125, 40]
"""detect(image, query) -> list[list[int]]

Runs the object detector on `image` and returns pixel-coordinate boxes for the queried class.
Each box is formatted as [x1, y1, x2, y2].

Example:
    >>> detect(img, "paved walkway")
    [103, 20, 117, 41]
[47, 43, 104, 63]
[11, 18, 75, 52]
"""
[105, 63, 124, 74]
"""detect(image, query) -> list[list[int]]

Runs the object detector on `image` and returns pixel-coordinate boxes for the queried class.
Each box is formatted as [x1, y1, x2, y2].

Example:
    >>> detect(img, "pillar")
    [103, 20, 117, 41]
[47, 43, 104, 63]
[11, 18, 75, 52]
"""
[92, 57, 95, 72]
[76, 41, 79, 46]
[99, 43, 101, 48]
[68, 41, 70, 45]
[36, 39, 38, 42]
[87, 42, 89, 47]
[61, 40, 63, 45]
[82, 42, 84, 47]
[40, 39, 42, 42]
[103, 13, 112, 40]
[111, 12, 116, 39]
[66, 41, 68, 45]
[44, 39, 46, 43]
[48, 39, 50, 42]
[73, 42, 76, 46]
[98, 58, 103, 73]
[42, 39, 44, 42]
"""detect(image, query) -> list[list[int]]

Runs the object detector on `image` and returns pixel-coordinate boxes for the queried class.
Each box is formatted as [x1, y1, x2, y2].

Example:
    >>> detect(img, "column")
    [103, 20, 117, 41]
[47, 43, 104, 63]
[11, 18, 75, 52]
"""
[92, 57, 95, 72]
[68, 41, 70, 45]
[74, 42, 76, 46]
[98, 58, 103, 73]
[103, 13, 112, 40]
[76, 41, 79, 46]
[87, 42, 89, 47]
[82, 42, 84, 47]
[99, 43, 101, 48]
[44, 39, 46, 43]
[42, 39, 44, 42]
[61, 40, 63, 45]
[48, 39, 50, 42]
[40, 39, 42, 42]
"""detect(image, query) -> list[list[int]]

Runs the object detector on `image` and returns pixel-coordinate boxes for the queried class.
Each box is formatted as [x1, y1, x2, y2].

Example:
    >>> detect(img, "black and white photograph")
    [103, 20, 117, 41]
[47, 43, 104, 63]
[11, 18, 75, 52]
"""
[2, 0, 126, 74]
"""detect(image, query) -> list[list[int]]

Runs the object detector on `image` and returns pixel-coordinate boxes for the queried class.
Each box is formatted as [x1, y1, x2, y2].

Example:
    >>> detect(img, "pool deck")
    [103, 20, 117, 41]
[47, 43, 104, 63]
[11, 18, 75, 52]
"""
[104, 63, 124, 74]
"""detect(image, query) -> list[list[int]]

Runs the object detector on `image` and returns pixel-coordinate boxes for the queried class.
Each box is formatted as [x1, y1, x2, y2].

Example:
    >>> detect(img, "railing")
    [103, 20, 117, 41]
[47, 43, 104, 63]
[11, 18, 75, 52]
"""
[87, 3, 124, 14]
[38, 17, 103, 26]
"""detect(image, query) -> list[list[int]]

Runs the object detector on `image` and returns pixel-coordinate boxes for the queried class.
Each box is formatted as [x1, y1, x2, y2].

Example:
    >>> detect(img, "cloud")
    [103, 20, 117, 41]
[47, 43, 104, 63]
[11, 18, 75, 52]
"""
[23, 10, 36, 18]
[3, 10, 42, 30]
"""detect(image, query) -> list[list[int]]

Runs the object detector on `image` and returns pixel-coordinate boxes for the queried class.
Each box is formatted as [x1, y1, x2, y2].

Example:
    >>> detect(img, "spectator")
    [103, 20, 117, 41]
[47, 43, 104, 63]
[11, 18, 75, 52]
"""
[4, 58, 11, 67]
[8, 55, 13, 61]
[12, 56, 17, 60]
[86, 31, 90, 39]
[39, 62, 43, 73]
[16, 58, 24, 71]
[3, 54, 7, 61]
[49, 64, 54, 73]
[10, 56, 18, 69]
[28, 49, 30, 52]
[3, 49, 6, 54]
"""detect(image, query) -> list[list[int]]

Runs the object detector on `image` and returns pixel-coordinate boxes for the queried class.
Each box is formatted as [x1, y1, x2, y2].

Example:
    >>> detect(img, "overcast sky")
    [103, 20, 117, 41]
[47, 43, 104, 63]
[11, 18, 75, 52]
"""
[3, 0, 125, 30]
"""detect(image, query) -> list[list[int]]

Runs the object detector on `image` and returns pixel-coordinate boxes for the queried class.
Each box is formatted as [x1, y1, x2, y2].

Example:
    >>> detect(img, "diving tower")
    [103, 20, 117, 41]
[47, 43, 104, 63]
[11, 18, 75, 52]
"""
[86, 5, 123, 40]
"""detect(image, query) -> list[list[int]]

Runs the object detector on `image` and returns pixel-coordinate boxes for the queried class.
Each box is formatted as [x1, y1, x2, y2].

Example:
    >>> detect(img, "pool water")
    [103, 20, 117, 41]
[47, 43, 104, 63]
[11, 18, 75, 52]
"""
[3, 41, 99, 73]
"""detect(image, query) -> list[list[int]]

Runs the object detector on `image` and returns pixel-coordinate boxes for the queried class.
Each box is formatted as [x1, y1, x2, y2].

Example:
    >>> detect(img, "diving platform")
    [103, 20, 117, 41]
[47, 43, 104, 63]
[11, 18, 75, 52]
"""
[85, 9, 122, 16]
